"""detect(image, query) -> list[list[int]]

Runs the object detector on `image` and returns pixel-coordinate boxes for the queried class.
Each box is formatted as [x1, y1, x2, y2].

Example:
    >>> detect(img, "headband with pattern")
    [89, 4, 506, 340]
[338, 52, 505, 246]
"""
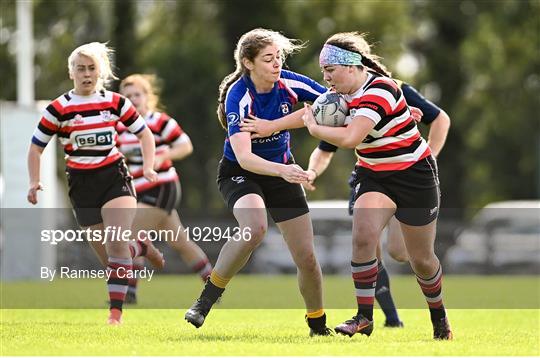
[319, 44, 363, 66]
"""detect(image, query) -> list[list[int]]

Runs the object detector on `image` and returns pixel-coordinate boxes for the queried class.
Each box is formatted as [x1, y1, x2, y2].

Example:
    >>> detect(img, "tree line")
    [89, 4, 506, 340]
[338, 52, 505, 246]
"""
[1, 0, 538, 215]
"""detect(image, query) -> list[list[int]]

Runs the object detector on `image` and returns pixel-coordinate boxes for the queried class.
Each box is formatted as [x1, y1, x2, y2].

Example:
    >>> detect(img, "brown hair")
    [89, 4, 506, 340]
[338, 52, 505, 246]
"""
[216, 28, 305, 130]
[119, 74, 162, 112]
[325, 32, 391, 77]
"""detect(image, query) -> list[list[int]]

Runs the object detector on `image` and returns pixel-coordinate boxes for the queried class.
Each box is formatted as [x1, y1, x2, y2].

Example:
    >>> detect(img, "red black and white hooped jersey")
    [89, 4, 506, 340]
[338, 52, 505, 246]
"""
[31, 89, 146, 170]
[116, 111, 189, 193]
[346, 72, 431, 173]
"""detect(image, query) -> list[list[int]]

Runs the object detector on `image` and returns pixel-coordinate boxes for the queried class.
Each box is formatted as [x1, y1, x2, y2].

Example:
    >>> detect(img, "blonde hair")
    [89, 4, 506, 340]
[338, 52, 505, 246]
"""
[217, 28, 305, 129]
[119, 74, 161, 111]
[68, 42, 117, 90]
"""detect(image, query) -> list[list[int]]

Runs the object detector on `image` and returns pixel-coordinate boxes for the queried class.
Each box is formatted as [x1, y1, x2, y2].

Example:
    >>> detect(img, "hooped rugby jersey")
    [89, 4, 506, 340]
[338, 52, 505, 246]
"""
[318, 79, 442, 154]
[223, 69, 326, 163]
[32, 89, 146, 170]
[345, 72, 431, 173]
[116, 111, 189, 192]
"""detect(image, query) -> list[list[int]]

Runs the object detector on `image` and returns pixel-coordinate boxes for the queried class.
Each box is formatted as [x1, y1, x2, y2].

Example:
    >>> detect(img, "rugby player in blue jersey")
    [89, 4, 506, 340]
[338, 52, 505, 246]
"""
[184, 28, 332, 336]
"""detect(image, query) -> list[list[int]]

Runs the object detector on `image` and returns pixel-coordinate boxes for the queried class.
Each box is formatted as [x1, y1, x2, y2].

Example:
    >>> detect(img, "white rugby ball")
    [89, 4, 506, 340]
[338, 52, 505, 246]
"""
[312, 92, 348, 127]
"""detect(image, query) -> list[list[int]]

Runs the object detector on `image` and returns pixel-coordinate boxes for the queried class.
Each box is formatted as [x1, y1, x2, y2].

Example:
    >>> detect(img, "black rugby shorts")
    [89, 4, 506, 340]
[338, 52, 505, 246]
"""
[350, 156, 441, 226]
[217, 157, 308, 223]
[66, 158, 136, 227]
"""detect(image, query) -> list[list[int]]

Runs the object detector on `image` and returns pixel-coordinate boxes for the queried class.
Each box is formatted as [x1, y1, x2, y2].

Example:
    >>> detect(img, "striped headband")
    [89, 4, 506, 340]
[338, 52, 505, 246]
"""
[319, 44, 363, 66]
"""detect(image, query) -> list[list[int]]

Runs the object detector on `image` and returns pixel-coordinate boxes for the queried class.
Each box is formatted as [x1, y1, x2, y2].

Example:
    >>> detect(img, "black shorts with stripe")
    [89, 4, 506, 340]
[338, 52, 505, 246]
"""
[349, 156, 441, 226]
[137, 180, 181, 214]
[66, 158, 136, 227]
[217, 157, 308, 223]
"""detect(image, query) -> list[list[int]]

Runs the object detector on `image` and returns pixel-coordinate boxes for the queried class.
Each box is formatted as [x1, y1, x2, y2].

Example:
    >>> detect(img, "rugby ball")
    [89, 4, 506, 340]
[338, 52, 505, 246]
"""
[312, 92, 348, 127]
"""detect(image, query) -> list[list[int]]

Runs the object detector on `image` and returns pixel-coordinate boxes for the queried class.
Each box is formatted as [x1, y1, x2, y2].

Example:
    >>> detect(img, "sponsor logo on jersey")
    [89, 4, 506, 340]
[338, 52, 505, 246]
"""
[359, 103, 379, 111]
[252, 133, 283, 144]
[75, 131, 113, 147]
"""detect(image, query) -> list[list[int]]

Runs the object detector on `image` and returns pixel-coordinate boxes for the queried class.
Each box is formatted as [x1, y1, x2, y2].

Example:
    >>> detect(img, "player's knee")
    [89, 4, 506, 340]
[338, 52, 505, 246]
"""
[353, 226, 379, 251]
[294, 250, 319, 271]
[409, 254, 437, 274]
[243, 223, 267, 249]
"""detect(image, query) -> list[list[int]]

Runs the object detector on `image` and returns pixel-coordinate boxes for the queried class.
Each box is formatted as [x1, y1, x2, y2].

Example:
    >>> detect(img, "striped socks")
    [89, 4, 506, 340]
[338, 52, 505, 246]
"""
[416, 264, 446, 322]
[107, 257, 132, 314]
[352, 258, 378, 321]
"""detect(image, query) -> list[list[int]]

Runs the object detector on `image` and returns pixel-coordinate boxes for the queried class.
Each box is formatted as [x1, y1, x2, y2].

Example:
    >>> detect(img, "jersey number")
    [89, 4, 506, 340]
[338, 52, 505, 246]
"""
[75, 132, 113, 147]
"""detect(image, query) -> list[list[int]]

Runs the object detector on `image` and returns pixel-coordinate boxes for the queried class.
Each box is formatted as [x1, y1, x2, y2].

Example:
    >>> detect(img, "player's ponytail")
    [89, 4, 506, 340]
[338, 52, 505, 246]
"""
[217, 70, 242, 129]
[361, 55, 391, 77]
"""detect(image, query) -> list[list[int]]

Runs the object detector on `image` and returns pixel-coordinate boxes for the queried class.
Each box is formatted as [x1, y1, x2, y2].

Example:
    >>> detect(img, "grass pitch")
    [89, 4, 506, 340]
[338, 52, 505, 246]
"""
[1, 309, 539, 356]
[1, 275, 539, 356]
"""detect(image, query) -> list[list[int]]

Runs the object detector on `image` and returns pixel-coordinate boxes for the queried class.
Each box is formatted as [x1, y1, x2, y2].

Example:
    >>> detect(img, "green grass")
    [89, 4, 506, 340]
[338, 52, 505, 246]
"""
[1, 275, 539, 355]
[1, 308, 539, 355]
[2, 274, 539, 309]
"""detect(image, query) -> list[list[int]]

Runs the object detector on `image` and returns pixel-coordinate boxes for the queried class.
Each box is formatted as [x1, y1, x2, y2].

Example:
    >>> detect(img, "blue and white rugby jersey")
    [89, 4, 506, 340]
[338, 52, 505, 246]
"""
[223, 70, 326, 163]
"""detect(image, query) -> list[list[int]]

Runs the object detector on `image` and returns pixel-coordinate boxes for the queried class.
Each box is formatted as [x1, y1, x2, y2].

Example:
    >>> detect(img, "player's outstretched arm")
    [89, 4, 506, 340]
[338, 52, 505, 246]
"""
[239, 109, 305, 138]
[427, 110, 451, 158]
